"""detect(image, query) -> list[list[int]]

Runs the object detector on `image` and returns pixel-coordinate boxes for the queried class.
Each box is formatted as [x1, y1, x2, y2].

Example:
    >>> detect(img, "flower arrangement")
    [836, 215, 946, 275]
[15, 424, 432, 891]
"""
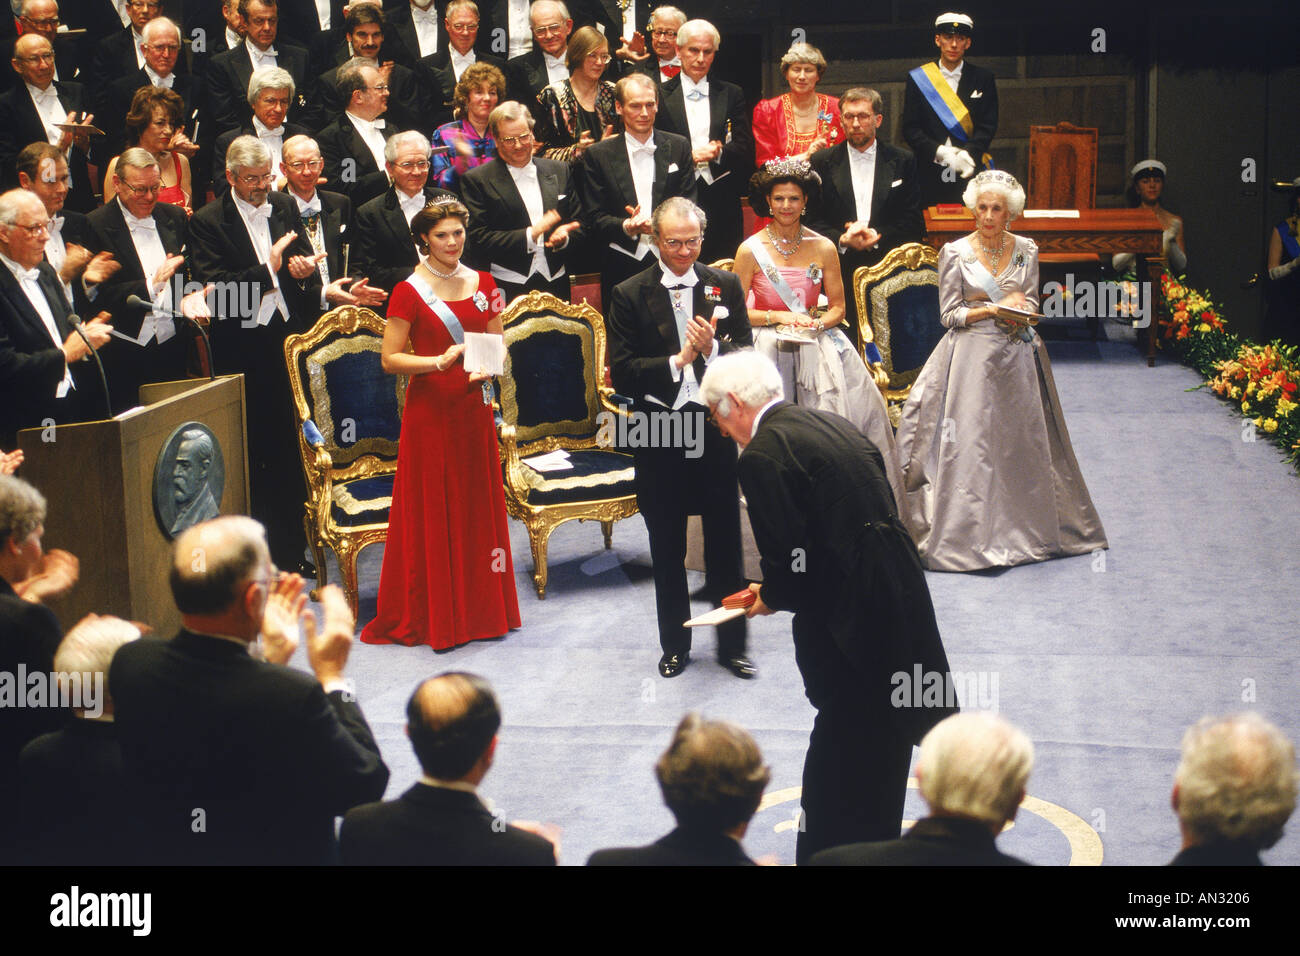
[1156, 273, 1300, 470]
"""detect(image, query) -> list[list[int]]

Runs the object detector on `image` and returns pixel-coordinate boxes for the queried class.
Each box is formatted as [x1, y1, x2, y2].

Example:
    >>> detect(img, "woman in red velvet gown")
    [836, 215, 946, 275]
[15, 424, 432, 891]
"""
[361, 198, 520, 650]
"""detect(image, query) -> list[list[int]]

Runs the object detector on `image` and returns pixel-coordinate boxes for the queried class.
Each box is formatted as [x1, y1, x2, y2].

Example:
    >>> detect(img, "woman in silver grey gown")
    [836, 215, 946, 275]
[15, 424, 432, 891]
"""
[895, 170, 1108, 571]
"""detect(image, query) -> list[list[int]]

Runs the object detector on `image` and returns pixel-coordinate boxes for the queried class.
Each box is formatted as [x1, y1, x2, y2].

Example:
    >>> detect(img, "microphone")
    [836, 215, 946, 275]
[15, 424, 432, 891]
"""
[126, 294, 215, 381]
[66, 313, 113, 421]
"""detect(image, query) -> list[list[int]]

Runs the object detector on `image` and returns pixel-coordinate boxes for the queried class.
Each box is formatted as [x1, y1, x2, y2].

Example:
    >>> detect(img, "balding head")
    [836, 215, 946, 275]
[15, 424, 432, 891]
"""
[12, 33, 55, 89]
[169, 516, 272, 639]
[406, 673, 501, 782]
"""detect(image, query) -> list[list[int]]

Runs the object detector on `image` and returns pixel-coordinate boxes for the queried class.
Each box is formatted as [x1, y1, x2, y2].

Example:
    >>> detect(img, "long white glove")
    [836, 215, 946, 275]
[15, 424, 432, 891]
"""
[1112, 252, 1136, 273]
[953, 149, 977, 178]
[934, 143, 961, 170]
[1270, 257, 1300, 281]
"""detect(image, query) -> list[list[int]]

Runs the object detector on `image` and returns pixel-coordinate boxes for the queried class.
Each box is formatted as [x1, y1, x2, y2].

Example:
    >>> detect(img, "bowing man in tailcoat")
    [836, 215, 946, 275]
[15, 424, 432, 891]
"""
[700, 350, 958, 864]
[808, 87, 922, 347]
[605, 196, 752, 680]
[577, 72, 695, 309]
[652, 19, 752, 264]
[187, 135, 320, 571]
[459, 100, 580, 303]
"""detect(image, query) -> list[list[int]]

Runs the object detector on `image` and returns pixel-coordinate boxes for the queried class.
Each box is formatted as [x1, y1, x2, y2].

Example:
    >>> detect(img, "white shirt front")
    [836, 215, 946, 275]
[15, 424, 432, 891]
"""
[658, 265, 711, 409]
[314, 0, 332, 31]
[681, 75, 714, 184]
[225, 26, 242, 50]
[543, 53, 567, 87]
[848, 139, 877, 226]
[26, 82, 67, 147]
[0, 250, 72, 396]
[507, 0, 531, 58]
[246, 41, 278, 73]
[939, 60, 963, 94]
[397, 187, 425, 227]
[500, 161, 562, 283]
[252, 116, 286, 172]
[620, 133, 656, 260]
[410, 1, 440, 57]
[131, 30, 146, 70]
[449, 48, 476, 81]
[621, 0, 637, 41]
[118, 199, 176, 345]
[232, 193, 290, 324]
[144, 64, 174, 89]
[345, 111, 388, 171]
[43, 216, 71, 305]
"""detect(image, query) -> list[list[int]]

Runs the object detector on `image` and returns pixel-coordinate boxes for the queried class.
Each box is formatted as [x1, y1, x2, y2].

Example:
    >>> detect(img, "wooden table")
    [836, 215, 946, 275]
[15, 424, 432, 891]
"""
[923, 207, 1167, 365]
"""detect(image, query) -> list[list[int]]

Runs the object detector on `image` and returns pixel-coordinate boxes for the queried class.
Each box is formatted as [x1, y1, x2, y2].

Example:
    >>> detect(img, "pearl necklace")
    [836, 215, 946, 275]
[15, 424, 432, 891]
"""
[767, 224, 803, 259]
[423, 259, 461, 280]
[978, 230, 1008, 264]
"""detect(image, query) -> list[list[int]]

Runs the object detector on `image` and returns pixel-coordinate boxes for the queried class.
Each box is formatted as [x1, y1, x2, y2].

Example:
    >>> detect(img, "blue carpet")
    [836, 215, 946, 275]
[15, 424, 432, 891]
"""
[302, 337, 1299, 866]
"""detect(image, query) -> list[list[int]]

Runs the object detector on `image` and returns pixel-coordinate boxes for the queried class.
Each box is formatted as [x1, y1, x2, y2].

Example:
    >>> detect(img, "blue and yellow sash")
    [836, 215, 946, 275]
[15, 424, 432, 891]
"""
[910, 62, 973, 144]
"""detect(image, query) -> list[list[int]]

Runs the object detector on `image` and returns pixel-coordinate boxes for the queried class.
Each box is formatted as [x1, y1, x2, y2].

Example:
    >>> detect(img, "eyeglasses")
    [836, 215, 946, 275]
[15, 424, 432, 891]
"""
[394, 160, 431, 171]
[144, 43, 181, 54]
[127, 1, 162, 9]
[367, 84, 390, 93]
[650, 29, 678, 39]
[121, 181, 163, 196]
[285, 159, 324, 172]
[236, 172, 276, 184]
[660, 236, 702, 251]
[533, 23, 566, 36]
[588, 53, 611, 64]
[497, 132, 534, 148]
[11, 219, 51, 237]
[20, 16, 60, 28]
[448, 20, 479, 34]
[841, 112, 877, 125]
[15, 52, 56, 64]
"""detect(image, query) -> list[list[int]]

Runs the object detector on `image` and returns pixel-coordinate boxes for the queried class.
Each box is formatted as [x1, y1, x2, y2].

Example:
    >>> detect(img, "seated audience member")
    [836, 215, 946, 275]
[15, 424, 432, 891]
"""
[428, 60, 504, 194]
[588, 714, 771, 866]
[15, 141, 93, 310]
[0, 33, 96, 212]
[418, 0, 506, 127]
[340, 672, 558, 866]
[460, 100, 581, 302]
[1170, 712, 1298, 866]
[317, 56, 402, 207]
[102, 86, 196, 217]
[533, 25, 617, 164]
[207, 0, 315, 134]
[315, 4, 431, 133]
[809, 712, 1032, 866]
[213, 67, 311, 197]
[18, 614, 140, 865]
[354, 130, 456, 293]
[109, 515, 390, 865]
[0, 189, 114, 446]
[97, 17, 206, 174]
[0, 474, 76, 862]
[281, 133, 388, 318]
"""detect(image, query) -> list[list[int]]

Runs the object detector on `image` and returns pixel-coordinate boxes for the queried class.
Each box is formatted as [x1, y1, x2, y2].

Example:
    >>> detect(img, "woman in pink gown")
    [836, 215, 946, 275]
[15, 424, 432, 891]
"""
[734, 159, 905, 507]
[361, 198, 520, 650]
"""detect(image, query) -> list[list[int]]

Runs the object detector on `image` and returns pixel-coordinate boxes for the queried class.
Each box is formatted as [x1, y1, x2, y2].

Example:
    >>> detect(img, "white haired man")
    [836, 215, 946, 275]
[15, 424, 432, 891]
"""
[207, 0, 315, 133]
[353, 129, 456, 292]
[1170, 712, 1298, 866]
[809, 712, 1032, 865]
[213, 66, 312, 196]
[700, 348, 957, 863]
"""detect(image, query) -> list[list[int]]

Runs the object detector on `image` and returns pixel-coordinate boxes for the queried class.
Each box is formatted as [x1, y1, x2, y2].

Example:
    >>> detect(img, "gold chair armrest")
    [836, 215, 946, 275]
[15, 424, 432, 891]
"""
[498, 422, 530, 494]
[307, 443, 335, 540]
[598, 385, 634, 418]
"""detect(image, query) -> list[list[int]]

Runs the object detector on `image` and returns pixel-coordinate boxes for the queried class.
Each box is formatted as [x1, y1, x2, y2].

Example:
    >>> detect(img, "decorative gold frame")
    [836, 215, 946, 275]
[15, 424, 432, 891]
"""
[854, 242, 942, 426]
[283, 306, 408, 615]
[498, 291, 639, 599]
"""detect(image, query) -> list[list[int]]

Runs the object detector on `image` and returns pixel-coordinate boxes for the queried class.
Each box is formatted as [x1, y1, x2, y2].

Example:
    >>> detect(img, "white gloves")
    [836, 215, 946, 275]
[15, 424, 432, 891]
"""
[1270, 257, 1300, 281]
[934, 144, 976, 179]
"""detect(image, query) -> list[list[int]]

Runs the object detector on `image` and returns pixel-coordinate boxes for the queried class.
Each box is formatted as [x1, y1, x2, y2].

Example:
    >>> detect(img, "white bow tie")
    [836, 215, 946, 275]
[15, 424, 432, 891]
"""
[32, 86, 57, 102]
[125, 214, 157, 232]
[253, 45, 278, 60]
[248, 204, 272, 221]
[16, 264, 40, 282]
[47, 216, 63, 237]
[684, 81, 709, 100]
[412, 5, 438, 21]
[660, 270, 697, 289]
[631, 142, 656, 156]
[261, 126, 284, 139]
[544, 54, 565, 69]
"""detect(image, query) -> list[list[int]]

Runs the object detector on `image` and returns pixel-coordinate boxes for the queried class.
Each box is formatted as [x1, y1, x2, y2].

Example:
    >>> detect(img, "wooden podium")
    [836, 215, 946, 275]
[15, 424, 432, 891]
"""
[16, 375, 249, 635]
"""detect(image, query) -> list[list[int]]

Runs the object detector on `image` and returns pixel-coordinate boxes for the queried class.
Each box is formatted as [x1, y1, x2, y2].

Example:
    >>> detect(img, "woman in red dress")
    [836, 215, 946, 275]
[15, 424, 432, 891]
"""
[361, 198, 521, 650]
[751, 43, 845, 168]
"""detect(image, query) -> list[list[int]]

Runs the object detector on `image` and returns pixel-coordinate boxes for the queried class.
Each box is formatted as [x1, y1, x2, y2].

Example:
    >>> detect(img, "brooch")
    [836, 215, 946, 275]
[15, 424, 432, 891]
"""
[807, 263, 822, 284]
[763, 265, 780, 285]
[1014, 253, 1025, 267]
[704, 285, 721, 301]
[473, 291, 488, 312]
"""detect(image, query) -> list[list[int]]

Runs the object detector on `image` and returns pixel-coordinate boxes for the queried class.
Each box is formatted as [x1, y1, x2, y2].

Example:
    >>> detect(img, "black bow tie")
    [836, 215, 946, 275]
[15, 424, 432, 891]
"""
[666, 283, 692, 291]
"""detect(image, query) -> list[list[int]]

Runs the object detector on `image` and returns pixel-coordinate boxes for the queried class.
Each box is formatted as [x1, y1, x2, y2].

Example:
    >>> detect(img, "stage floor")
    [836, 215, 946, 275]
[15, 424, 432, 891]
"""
[326, 330, 1300, 865]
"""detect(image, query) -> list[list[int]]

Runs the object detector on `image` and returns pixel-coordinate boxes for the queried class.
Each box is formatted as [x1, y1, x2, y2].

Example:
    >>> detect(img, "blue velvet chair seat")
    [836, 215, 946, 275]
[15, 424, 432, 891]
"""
[329, 474, 396, 527]
[517, 450, 636, 505]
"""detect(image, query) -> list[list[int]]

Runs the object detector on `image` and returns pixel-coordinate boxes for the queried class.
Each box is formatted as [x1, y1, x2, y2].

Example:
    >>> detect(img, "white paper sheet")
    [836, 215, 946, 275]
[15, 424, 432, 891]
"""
[463, 332, 505, 375]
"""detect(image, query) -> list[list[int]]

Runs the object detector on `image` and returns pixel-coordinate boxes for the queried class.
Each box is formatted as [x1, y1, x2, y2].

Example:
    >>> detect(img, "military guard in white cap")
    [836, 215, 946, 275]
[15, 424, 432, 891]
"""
[902, 12, 998, 207]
